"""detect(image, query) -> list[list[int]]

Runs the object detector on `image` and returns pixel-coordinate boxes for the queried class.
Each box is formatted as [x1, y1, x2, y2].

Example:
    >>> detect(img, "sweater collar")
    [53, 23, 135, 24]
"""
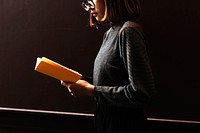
[110, 22, 125, 30]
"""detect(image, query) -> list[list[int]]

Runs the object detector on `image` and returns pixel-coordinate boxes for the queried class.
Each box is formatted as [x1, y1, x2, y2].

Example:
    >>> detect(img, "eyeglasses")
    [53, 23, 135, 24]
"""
[82, 0, 95, 11]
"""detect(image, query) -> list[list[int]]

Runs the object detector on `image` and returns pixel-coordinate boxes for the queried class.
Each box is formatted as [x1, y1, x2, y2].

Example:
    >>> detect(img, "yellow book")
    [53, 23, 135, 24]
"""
[34, 57, 82, 83]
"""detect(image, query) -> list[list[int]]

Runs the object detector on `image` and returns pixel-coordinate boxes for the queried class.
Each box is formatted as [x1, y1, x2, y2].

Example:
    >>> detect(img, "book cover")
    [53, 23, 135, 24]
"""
[34, 57, 82, 83]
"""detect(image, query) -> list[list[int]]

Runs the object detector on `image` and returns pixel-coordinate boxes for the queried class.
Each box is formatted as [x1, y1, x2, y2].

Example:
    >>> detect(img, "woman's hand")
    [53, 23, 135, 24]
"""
[60, 80, 94, 97]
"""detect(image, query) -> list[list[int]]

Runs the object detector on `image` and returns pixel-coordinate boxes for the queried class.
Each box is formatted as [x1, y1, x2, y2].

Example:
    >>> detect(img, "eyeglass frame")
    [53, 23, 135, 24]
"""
[82, 0, 95, 11]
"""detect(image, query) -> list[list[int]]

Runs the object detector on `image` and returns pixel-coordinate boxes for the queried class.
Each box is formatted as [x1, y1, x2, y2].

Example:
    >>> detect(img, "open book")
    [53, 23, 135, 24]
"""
[34, 57, 82, 83]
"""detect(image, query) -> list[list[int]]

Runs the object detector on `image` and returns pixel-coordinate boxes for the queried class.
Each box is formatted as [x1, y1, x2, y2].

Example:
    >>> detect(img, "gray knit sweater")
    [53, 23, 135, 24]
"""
[93, 21, 156, 108]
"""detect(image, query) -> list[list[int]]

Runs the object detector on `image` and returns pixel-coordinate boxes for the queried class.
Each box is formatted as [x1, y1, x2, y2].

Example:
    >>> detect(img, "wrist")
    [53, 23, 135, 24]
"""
[88, 84, 95, 96]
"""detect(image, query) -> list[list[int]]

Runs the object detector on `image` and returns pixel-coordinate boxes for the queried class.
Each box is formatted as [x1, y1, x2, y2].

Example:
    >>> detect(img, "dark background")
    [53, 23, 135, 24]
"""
[0, 0, 199, 122]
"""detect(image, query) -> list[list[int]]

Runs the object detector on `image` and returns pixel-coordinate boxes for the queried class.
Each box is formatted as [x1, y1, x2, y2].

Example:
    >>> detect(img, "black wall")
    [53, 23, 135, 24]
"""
[0, 0, 101, 113]
[0, 0, 199, 122]
[140, 0, 200, 121]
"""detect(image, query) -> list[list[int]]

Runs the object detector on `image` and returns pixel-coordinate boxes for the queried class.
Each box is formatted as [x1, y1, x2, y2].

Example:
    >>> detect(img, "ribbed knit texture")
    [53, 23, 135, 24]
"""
[93, 21, 155, 108]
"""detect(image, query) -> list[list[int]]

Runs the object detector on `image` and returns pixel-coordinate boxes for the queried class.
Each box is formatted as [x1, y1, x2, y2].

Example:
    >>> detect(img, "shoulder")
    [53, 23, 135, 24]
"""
[120, 21, 143, 35]
[118, 21, 145, 41]
[123, 21, 141, 29]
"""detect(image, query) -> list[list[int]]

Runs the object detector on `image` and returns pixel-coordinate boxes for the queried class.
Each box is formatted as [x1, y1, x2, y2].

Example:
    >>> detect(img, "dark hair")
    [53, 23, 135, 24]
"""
[90, 0, 141, 27]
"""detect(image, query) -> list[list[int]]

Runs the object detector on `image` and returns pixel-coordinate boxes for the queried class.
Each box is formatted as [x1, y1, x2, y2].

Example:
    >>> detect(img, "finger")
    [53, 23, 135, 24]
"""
[61, 80, 70, 87]
[68, 87, 72, 93]
[67, 86, 74, 96]
[61, 80, 65, 86]
[61, 80, 74, 96]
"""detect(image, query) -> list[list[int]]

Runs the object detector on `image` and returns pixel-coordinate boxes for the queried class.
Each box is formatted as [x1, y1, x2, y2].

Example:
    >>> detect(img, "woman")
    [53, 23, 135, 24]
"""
[61, 0, 156, 132]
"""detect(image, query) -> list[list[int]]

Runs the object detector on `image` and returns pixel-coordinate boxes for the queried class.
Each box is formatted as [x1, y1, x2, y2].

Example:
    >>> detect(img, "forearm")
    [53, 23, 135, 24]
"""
[94, 83, 153, 108]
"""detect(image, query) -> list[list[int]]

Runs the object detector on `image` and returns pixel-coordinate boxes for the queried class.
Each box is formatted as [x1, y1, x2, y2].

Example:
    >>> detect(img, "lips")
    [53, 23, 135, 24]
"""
[91, 11, 97, 17]
[92, 13, 97, 17]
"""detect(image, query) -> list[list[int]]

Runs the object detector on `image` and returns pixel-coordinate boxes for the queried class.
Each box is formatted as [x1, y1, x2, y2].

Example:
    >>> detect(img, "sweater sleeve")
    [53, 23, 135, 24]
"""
[94, 25, 156, 108]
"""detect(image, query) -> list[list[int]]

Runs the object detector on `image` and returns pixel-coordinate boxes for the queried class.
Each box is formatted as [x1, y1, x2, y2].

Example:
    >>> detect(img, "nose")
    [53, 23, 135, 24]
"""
[89, 7, 95, 11]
